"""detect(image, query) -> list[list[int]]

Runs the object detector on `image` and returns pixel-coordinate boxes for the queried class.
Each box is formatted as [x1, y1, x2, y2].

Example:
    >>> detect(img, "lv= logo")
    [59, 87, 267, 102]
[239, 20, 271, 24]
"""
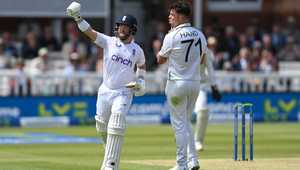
[264, 99, 297, 121]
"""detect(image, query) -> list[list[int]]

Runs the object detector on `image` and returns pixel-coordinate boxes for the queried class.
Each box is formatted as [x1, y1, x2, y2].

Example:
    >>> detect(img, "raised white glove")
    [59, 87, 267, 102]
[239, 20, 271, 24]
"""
[125, 79, 146, 96]
[66, 1, 82, 22]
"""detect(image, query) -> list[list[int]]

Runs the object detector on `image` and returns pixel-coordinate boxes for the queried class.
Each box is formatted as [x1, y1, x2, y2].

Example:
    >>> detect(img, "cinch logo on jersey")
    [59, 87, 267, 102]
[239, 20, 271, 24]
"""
[111, 55, 133, 67]
[180, 31, 198, 38]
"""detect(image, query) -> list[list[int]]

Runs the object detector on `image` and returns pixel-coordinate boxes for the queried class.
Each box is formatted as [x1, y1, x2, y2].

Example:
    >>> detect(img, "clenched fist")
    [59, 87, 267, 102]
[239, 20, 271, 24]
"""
[66, 1, 82, 22]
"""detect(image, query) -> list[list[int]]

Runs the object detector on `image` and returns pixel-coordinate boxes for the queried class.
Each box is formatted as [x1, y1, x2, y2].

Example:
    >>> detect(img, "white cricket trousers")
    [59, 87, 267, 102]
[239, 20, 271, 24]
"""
[95, 84, 133, 170]
[165, 80, 200, 168]
[194, 87, 208, 113]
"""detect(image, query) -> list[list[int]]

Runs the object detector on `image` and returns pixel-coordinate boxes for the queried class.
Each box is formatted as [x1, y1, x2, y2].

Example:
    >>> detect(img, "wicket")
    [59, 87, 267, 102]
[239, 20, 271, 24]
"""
[233, 103, 254, 161]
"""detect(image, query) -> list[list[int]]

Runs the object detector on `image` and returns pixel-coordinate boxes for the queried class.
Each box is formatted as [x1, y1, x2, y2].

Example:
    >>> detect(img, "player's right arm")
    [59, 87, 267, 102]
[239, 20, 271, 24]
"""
[79, 25, 97, 42]
[66, 2, 109, 48]
[157, 34, 172, 64]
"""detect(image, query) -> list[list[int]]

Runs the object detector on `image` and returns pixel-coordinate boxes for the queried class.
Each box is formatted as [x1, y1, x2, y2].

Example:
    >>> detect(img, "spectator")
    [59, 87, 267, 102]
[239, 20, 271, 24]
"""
[261, 33, 276, 55]
[21, 31, 40, 59]
[252, 40, 262, 57]
[147, 38, 161, 71]
[232, 47, 251, 71]
[2, 32, 18, 57]
[208, 36, 226, 70]
[85, 40, 99, 68]
[223, 61, 232, 71]
[10, 58, 30, 96]
[0, 39, 11, 69]
[219, 25, 239, 59]
[26, 47, 50, 75]
[259, 49, 277, 73]
[283, 16, 300, 43]
[39, 26, 60, 51]
[62, 22, 87, 59]
[203, 25, 215, 37]
[154, 21, 167, 41]
[63, 52, 87, 75]
[245, 26, 258, 47]
[210, 16, 223, 38]
[271, 24, 286, 52]
[238, 33, 250, 49]
[249, 41, 262, 71]
[231, 54, 241, 71]
[79, 56, 90, 72]
[277, 36, 300, 61]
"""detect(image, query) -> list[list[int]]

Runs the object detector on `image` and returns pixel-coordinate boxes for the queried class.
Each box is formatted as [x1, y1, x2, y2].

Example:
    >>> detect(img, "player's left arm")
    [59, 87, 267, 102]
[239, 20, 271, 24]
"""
[126, 48, 146, 96]
[131, 63, 146, 96]
[136, 64, 146, 79]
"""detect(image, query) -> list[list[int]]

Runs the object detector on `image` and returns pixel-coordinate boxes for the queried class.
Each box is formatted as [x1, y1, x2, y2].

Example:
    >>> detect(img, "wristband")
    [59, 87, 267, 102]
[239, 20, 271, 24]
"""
[77, 19, 90, 32]
[136, 68, 146, 79]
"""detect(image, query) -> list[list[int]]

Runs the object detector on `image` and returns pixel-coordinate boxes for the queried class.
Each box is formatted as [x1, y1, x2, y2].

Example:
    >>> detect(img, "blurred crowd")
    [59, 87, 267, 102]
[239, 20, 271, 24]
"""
[147, 16, 300, 73]
[1, 16, 300, 76]
[0, 21, 101, 76]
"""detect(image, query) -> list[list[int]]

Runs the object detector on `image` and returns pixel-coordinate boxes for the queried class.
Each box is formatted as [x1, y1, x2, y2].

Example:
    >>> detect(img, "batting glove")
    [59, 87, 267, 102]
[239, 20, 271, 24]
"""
[66, 1, 82, 22]
[125, 79, 146, 96]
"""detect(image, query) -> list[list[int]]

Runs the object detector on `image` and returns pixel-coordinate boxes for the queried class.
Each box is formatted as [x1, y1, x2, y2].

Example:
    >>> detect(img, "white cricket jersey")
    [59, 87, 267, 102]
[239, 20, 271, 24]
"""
[200, 49, 216, 85]
[94, 33, 145, 89]
[158, 23, 207, 80]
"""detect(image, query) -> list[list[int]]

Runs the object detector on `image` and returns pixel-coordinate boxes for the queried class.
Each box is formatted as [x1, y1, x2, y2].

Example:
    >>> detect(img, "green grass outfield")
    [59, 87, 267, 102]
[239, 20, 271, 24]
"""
[0, 123, 300, 170]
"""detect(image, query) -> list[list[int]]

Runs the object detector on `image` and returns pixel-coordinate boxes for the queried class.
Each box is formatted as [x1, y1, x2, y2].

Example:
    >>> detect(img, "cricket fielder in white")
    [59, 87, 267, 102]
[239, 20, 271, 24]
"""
[157, 2, 207, 170]
[67, 2, 146, 170]
[194, 49, 221, 152]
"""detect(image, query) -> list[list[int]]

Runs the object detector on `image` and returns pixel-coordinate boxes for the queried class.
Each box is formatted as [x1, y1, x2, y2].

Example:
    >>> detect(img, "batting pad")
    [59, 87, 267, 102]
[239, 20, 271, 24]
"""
[107, 113, 126, 136]
[101, 134, 124, 170]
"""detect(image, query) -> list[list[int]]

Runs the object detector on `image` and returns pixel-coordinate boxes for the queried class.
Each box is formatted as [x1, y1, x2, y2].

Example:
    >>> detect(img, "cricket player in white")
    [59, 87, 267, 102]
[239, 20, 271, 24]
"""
[67, 2, 146, 170]
[157, 2, 207, 170]
[194, 48, 221, 152]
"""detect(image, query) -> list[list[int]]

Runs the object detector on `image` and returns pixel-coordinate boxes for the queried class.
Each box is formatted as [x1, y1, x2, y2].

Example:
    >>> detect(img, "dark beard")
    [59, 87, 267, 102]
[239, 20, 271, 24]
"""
[118, 33, 130, 41]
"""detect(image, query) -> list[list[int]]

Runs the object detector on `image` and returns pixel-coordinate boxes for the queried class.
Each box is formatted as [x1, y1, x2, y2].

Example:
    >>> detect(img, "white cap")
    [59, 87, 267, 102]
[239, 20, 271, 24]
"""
[38, 47, 48, 56]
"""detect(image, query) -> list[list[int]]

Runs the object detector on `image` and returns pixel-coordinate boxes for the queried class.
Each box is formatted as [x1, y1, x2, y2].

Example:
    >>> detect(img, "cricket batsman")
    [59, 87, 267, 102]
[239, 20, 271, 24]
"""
[66, 2, 146, 170]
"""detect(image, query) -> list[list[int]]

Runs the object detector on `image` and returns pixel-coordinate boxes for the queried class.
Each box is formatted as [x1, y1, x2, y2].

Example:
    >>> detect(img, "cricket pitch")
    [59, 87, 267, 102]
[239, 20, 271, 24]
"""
[124, 158, 300, 170]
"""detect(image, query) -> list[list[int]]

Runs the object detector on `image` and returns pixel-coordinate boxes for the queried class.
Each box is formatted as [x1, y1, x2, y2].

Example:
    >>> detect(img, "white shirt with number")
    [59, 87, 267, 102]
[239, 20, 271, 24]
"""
[158, 23, 207, 80]
[94, 33, 145, 90]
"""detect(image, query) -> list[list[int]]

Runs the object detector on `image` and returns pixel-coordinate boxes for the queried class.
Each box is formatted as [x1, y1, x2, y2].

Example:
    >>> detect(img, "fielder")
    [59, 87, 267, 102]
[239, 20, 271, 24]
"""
[194, 48, 221, 152]
[67, 2, 146, 170]
[157, 2, 207, 170]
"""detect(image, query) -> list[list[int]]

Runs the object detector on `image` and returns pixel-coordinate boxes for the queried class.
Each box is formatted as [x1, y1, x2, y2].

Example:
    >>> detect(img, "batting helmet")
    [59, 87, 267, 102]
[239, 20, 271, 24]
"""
[115, 15, 138, 35]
